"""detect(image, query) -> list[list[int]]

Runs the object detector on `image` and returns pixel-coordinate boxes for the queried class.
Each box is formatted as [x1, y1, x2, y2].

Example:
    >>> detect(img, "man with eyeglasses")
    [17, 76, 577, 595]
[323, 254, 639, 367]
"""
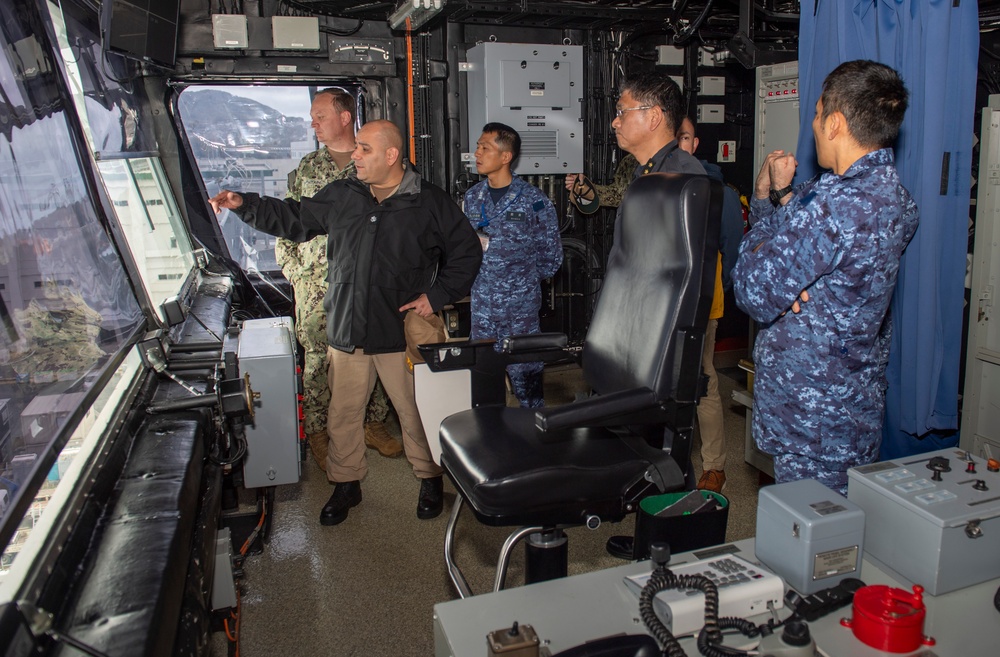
[608, 73, 705, 242]
[565, 73, 705, 248]
[594, 73, 708, 561]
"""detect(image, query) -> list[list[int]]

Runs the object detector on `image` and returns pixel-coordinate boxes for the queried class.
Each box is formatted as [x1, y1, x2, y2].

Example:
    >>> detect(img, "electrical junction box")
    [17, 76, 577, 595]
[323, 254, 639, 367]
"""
[657, 44, 685, 66]
[756, 479, 865, 595]
[238, 317, 301, 488]
[271, 16, 320, 50]
[212, 14, 248, 50]
[669, 75, 684, 92]
[698, 75, 725, 96]
[848, 448, 1000, 595]
[465, 42, 583, 175]
[697, 104, 724, 124]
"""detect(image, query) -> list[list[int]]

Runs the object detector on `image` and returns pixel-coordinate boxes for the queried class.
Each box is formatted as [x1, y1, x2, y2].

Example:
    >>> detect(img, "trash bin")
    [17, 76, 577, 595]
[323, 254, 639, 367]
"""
[632, 490, 729, 560]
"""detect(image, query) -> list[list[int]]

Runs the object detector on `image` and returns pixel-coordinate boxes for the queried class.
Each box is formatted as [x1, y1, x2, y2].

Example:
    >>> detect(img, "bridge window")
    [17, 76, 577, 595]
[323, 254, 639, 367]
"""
[177, 85, 322, 273]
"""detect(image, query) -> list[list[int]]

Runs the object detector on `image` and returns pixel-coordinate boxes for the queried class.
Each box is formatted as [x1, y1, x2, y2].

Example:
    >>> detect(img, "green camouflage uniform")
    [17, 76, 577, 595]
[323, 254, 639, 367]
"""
[570, 153, 638, 213]
[277, 147, 389, 435]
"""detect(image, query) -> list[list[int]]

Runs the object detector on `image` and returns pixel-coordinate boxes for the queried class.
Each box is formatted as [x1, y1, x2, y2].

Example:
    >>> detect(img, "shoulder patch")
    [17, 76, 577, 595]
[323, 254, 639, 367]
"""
[532, 199, 546, 211]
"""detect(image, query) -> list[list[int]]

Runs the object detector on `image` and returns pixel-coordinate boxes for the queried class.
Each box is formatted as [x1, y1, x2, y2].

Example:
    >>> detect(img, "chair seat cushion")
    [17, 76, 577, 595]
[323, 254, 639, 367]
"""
[440, 406, 660, 526]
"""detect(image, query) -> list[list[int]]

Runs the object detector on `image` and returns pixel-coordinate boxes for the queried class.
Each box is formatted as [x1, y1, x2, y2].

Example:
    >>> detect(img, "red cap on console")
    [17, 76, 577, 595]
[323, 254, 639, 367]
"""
[840, 584, 935, 652]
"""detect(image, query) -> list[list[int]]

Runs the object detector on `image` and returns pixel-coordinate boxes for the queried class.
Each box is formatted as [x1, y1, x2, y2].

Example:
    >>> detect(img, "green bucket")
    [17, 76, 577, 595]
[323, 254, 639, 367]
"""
[632, 490, 729, 560]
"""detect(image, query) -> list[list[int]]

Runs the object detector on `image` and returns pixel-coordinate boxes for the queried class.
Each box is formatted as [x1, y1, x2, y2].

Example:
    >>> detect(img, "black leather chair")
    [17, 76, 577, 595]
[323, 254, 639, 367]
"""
[423, 173, 722, 597]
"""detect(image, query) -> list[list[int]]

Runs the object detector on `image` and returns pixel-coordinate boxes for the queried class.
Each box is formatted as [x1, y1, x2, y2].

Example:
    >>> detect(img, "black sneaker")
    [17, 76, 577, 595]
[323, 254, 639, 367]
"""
[320, 481, 362, 526]
[416, 476, 444, 520]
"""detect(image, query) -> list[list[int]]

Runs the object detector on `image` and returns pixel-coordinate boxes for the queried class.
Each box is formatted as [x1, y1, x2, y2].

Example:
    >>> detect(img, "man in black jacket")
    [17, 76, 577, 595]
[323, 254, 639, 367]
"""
[210, 120, 482, 526]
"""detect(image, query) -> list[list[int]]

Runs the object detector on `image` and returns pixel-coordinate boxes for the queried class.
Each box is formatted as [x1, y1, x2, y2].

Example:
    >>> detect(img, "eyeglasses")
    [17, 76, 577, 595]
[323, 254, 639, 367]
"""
[615, 105, 658, 118]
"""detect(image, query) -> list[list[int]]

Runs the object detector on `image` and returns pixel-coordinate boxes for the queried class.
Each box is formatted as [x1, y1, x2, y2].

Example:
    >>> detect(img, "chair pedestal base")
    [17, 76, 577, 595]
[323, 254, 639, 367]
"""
[444, 497, 573, 598]
[525, 528, 568, 585]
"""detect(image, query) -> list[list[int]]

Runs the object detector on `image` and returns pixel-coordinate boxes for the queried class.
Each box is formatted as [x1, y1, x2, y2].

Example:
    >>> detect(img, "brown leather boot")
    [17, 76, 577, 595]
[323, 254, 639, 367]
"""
[364, 422, 403, 457]
[307, 432, 328, 471]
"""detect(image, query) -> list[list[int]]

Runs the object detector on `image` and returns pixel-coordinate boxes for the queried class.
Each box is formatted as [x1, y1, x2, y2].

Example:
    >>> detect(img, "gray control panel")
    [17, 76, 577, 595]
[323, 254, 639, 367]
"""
[848, 448, 1000, 595]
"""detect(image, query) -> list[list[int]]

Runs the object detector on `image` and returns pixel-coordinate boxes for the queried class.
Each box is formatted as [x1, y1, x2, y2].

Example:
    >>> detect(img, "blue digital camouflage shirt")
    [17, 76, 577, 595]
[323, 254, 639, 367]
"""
[733, 149, 919, 492]
[464, 175, 563, 407]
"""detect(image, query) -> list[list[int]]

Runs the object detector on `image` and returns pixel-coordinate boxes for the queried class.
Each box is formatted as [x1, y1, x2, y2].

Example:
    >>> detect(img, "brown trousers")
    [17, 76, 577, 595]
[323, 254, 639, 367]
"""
[697, 319, 726, 471]
[325, 347, 443, 482]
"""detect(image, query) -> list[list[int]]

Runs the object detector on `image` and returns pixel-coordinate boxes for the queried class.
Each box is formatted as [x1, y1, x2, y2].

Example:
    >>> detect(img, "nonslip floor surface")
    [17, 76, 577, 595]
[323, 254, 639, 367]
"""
[213, 364, 764, 656]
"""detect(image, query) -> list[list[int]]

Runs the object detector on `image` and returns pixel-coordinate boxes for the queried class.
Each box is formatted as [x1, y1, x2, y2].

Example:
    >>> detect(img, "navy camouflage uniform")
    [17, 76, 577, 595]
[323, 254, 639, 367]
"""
[464, 176, 563, 407]
[733, 149, 919, 493]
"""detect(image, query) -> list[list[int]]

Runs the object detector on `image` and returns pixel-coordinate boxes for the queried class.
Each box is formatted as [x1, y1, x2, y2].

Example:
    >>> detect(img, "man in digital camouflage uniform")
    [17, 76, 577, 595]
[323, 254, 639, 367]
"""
[276, 88, 401, 472]
[464, 123, 562, 407]
[734, 60, 919, 494]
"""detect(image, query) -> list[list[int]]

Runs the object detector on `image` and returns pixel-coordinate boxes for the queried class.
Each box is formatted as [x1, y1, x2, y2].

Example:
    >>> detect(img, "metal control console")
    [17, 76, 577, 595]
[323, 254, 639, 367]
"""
[238, 317, 301, 488]
[847, 448, 1000, 595]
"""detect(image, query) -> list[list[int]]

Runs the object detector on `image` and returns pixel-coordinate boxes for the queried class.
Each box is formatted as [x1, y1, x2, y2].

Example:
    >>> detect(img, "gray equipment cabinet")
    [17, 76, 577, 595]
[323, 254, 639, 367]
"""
[238, 317, 301, 488]
[963, 94, 1000, 459]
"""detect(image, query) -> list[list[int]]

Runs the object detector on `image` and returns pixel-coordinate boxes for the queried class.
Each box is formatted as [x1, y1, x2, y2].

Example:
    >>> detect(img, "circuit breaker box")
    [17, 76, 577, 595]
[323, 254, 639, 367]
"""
[465, 42, 583, 174]
[238, 317, 301, 488]
[754, 60, 800, 177]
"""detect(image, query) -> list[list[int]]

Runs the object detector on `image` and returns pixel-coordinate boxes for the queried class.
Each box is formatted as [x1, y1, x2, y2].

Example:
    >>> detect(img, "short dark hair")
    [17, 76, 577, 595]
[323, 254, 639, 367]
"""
[619, 72, 684, 135]
[315, 87, 357, 124]
[821, 60, 908, 149]
[482, 122, 520, 162]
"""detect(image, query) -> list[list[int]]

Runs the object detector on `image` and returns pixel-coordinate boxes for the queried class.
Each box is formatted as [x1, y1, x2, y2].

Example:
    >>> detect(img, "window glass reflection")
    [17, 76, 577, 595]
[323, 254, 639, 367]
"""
[0, 15, 144, 563]
[177, 85, 317, 273]
[0, 349, 142, 593]
[97, 157, 194, 321]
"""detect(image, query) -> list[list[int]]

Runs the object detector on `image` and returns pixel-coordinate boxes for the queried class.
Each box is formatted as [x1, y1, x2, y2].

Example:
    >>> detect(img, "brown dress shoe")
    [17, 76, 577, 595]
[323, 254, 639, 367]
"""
[697, 469, 727, 494]
[364, 422, 403, 457]
[307, 431, 328, 472]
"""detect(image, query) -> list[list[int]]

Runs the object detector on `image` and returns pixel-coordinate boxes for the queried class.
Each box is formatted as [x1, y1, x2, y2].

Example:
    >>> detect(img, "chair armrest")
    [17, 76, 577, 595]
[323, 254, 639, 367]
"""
[419, 334, 576, 372]
[500, 332, 577, 366]
[417, 340, 498, 372]
[500, 332, 567, 352]
[535, 387, 659, 432]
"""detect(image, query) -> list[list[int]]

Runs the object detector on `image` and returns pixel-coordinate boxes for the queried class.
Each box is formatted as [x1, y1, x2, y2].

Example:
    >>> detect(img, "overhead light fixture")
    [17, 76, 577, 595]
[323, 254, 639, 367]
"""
[389, 0, 444, 31]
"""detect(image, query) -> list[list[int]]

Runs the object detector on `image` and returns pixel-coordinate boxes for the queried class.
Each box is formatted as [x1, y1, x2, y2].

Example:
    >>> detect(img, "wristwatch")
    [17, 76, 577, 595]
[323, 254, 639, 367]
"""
[769, 185, 793, 206]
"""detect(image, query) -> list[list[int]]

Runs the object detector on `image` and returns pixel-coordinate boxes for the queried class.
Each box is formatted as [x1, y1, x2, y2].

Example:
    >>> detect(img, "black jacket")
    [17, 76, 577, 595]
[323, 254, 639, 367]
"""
[234, 168, 482, 353]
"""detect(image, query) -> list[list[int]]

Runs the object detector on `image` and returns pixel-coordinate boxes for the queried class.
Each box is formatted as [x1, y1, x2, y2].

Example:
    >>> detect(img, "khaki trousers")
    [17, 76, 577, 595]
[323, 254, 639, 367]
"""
[325, 347, 443, 482]
[697, 319, 727, 471]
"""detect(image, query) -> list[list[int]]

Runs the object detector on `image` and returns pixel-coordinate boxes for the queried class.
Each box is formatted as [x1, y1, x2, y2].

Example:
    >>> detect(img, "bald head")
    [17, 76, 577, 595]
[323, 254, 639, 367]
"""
[353, 120, 406, 188]
[359, 120, 404, 150]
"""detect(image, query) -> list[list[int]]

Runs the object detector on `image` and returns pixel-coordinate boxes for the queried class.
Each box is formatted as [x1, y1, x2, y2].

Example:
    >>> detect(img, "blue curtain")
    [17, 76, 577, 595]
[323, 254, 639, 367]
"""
[795, 0, 979, 458]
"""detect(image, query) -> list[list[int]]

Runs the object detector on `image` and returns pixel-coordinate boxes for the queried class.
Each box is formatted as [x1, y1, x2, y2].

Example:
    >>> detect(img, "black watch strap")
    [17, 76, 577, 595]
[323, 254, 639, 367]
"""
[769, 185, 793, 205]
